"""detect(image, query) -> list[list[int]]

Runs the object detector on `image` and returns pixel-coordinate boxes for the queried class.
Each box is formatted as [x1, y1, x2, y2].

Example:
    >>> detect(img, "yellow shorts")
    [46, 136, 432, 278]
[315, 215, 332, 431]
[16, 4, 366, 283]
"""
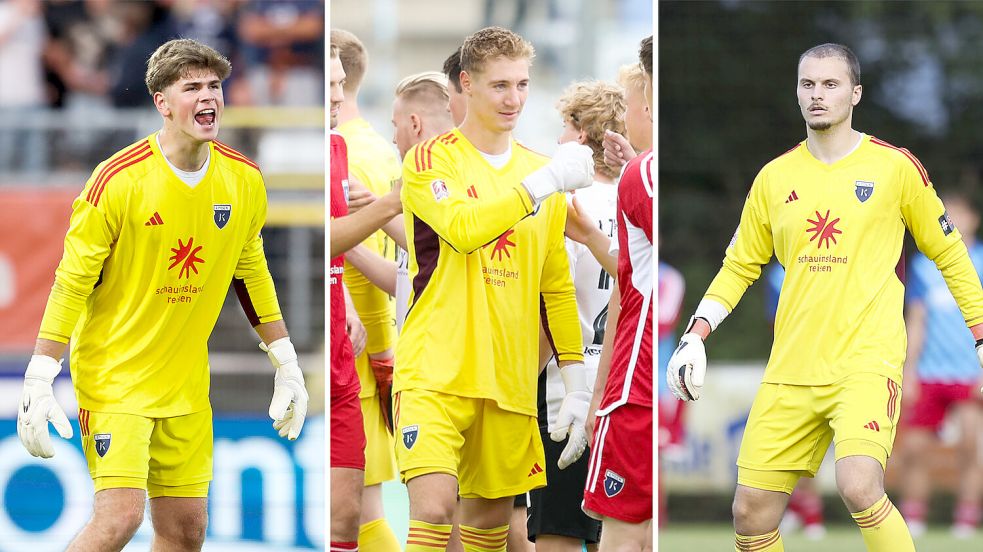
[737, 372, 901, 493]
[79, 407, 213, 498]
[394, 389, 546, 499]
[361, 395, 397, 486]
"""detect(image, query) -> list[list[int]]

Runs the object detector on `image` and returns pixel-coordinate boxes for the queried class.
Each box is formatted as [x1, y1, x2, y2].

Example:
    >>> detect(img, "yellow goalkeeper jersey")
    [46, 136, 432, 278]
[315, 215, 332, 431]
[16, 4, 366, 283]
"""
[706, 134, 983, 385]
[337, 117, 401, 398]
[38, 135, 282, 417]
[396, 129, 583, 416]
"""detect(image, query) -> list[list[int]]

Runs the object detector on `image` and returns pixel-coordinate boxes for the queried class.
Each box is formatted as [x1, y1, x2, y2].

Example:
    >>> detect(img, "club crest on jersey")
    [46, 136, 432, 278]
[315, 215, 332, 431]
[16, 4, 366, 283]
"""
[94, 433, 111, 457]
[431, 179, 449, 202]
[603, 469, 625, 497]
[855, 180, 874, 203]
[213, 204, 231, 229]
[402, 425, 419, 449]
[939, 210, 956, 236]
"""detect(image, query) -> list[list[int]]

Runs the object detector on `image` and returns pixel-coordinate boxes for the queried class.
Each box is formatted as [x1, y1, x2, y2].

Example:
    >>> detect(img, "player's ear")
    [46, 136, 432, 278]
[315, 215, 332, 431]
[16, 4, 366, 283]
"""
[460, 71, 472, 95]
[852, 84, 862, 106]
[410, 113, 423, 137]
[153, 91, 170, 117]
[577, 129, 588, 146]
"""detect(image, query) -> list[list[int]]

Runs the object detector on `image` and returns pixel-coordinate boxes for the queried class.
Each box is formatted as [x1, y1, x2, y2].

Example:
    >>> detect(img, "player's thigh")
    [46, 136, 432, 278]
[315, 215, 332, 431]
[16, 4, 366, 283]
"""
[829, 373, 902, 468]
[737, 382, 831, 475]
[458, 399, 545, 499]
[332, 385, 366, 471]
[394, 389, 472, 482]
[597, 516, 651, 551]
[582, 403, 652, 524]
[951, 394, 983, 455]
[331, 466, 365, 540]
[80, 409, 154, 491]
[527, 430, 601, 543]
[360, 395, 397, 485]
[147, 408, 212, 496]
[149, 496, 207, 536]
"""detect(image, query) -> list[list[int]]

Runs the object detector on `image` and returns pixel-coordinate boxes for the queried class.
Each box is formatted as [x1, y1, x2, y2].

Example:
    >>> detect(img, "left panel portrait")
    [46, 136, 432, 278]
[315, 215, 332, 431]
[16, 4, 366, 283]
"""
[0, 1, 325, 550]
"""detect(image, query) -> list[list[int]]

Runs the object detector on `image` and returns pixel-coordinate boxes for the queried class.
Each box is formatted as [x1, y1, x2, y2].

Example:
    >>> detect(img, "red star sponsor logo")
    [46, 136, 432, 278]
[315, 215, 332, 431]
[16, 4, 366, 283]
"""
[169, 237, 204, 279]
[806, 209, 842, 249]
[488, 229, 516, 260]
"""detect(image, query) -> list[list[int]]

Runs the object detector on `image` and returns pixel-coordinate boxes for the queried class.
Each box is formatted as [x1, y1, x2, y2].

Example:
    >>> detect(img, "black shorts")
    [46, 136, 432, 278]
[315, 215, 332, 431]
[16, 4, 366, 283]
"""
[527, 430, 602, 543]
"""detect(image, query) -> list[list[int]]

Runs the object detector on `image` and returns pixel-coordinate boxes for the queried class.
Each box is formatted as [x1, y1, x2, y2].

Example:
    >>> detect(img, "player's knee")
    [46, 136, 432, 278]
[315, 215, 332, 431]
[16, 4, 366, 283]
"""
[731, 493, 780, 534]
[94, 505, 144, 544]
[331, 502, 362, 539]
[837, 478, 883, 512]
[410, 498, 456, 525]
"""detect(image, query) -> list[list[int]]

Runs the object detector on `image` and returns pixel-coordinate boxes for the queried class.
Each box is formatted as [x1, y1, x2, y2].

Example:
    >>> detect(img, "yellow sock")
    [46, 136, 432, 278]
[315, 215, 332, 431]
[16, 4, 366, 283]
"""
[459, 524, 508, 552]
[357, 518, 400, 551]
[405, 520, 452, 551]
[734, 528, 783, 551]
[851, 495, 915, 552]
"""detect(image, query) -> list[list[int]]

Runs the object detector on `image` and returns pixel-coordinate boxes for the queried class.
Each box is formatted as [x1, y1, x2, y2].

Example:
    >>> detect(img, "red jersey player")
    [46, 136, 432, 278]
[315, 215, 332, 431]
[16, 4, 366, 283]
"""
[583, 36, 654, 550]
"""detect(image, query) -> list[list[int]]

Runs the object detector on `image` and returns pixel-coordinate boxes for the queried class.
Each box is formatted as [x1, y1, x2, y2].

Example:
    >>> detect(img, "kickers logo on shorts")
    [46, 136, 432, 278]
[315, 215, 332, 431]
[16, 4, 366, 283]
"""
[603, 469, 625, 497]
[94, 433, 112, 457]
[402, 425, 419, 449]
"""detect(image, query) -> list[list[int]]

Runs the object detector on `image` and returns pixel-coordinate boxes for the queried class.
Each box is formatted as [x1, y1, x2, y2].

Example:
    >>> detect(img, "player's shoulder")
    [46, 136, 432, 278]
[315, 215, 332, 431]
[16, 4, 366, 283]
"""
[866, 135, 930, 185]
[619, 149, 654, 198]
[760, 141, 806, 174]
[85, 136, 156, 206]
[514, 139, 550, 164]
[211, 139, 262, 180]
[405, 130, 462, 173]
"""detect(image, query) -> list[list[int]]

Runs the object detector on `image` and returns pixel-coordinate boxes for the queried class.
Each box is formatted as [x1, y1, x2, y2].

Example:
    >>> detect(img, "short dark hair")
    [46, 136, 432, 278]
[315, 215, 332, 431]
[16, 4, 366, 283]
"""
[799, 43, 861, 87]
[638, 35, 652, 78]
[443, 47, 463, 93]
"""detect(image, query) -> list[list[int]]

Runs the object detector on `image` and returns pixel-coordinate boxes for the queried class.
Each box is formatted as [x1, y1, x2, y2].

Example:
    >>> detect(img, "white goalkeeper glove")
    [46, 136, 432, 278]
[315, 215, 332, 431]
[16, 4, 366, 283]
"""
[17, 355, 73, 458]
[261, 337, 308, 440]
[667, 333, 707, 401]
[522, 142, 595, 206]
[549, 362, 591, 469]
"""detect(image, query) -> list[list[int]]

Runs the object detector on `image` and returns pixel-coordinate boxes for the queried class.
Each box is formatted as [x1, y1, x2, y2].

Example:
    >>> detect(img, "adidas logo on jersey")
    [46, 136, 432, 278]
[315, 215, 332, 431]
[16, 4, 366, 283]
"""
[466, 185, 479, 198]
[145, 212, 164, 226]
[863, 420, 880, 432]
[527, 462, 544, 477]
[785, 190, 799, 203]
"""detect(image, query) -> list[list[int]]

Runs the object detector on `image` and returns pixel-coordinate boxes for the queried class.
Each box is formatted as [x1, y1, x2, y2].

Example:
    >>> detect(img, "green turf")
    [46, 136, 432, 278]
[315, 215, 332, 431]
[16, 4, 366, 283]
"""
[659, 523, 983, 551]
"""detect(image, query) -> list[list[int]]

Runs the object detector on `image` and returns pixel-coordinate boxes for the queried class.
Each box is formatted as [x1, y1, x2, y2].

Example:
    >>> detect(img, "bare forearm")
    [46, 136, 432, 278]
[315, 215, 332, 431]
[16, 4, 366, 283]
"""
[586, 231, 618, 276]
[592, 286, 622, 404]
[382, 214, 408, 251]
[34, 338, 68, 360]
[344, 246, 397, 296]
[254, 319, 289, 346]
[330, 194, 401, 256]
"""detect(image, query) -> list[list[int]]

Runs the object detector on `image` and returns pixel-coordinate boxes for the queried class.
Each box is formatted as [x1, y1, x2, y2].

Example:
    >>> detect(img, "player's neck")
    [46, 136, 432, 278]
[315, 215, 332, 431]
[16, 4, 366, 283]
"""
[157, 127, 210, 172]
[459, 118, 510, 155]
[805, 124, 861, 165]
[338, 94, 361, 125]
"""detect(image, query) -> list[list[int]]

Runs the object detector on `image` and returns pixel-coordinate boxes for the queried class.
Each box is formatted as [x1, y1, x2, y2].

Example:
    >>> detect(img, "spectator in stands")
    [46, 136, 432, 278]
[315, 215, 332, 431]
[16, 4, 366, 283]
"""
[238, 0, 323, 106]
[0, 0, 47, 174]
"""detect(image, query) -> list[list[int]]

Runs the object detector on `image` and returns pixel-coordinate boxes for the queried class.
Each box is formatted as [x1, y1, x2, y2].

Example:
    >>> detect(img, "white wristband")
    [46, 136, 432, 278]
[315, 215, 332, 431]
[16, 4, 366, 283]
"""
[691, 298, 730, 332]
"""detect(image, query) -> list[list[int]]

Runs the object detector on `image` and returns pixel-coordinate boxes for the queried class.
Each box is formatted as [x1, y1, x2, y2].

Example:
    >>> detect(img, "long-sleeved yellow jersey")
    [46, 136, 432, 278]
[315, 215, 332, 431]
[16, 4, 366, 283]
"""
[396, 129, 582, 415]
[706, 134, 983, 385]
[39, 135, 282, 417]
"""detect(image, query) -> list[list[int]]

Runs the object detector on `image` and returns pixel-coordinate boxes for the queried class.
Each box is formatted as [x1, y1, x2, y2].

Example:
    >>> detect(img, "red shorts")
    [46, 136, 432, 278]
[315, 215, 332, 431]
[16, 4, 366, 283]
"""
[905, 381, 979, 430]
[330, 384, 366, 470]
[583, 402, 652, 523]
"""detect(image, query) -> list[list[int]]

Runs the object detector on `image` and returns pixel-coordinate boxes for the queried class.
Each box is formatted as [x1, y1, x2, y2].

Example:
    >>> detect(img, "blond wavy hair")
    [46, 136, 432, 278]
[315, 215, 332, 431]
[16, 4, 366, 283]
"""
[145, 39, 231, 95]
[461, 26, 535, 75]
[556, 81, 626, 180]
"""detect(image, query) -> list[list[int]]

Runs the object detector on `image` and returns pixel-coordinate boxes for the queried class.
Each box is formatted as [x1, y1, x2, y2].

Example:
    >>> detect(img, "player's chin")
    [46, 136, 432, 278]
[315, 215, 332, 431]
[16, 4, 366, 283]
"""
[192, 122, 220, 141]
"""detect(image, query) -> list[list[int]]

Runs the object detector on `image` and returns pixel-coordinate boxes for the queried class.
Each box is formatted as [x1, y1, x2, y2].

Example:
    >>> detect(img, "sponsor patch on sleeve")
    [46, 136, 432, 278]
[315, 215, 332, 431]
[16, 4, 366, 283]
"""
[939, 211, 956, 236]
[431, 179, 449, 202]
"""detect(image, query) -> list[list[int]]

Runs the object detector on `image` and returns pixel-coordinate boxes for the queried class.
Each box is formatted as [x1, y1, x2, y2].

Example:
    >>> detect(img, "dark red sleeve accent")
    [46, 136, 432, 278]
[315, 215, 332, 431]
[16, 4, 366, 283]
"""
[233, 278, 261, 326]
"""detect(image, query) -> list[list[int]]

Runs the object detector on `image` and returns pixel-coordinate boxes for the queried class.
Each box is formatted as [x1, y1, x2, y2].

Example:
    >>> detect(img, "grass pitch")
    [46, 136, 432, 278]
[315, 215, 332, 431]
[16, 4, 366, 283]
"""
[659, 523, 983, 551]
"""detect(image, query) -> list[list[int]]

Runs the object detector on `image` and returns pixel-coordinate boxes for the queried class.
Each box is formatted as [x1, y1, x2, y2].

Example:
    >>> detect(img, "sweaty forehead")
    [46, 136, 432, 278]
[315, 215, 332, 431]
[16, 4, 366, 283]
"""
[798, 55, 850, 80]
[175, 68, 221, 85]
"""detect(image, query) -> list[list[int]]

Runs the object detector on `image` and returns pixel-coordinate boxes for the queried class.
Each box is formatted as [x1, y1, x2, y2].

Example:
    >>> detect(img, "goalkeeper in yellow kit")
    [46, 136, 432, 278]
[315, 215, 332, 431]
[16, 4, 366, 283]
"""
[16, 39, 307, 551]
[668, 43, 983, 552]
